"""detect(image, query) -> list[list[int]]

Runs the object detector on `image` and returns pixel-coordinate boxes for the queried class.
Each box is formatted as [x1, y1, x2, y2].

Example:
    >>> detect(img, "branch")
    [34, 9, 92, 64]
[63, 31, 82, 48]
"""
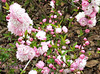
[33, 0, 48, 19]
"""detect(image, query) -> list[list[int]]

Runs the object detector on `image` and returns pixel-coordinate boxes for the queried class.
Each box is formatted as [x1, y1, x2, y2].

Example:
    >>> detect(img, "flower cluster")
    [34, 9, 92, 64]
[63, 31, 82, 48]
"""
[6, 3, 33, 36]
[5, 1, 95, 74]
[16, 43, 35, 62]
[76, 0, 100, 27]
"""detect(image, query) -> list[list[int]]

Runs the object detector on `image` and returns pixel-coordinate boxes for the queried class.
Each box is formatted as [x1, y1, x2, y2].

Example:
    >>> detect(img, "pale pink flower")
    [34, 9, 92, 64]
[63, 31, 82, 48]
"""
[59, 69, 64, 73]
[54, 15, 57, 18]
[75, 12, 85, 22]
[56, 28, 62, 33]
[7, 3, 33, 36]
[28, 70, 37, 74]
[16, 44, 35, 62]
[88, 17, 96, 27]
[65, 39, 70, 44]
[62, 26, 68, 33]
[42, 19, 47, 23]
[41, 67, 50, 74]
[79, 17, 88, 26]
[63, 69, 71, 74]
[49, 19, 52, 23]
[85, 29, 90, 33]
[85, 41, 90, 45]
[82, 1, 89, 9]
[49, 64, 53, 68]
[62, 46, 66, 49]
[46, 25, 52, 31]
[80, 50, 85, 53]
[97, 48, 100, 51]
[37, 42, 49, 55]
[51, 15, 54, 18]
[36, 31, 46, 40]
[70, 56, 87, 71]
[50, 1, 55, 8]
[84, 4, 93, 16]
[36, 61, 45, 69]
[1, 0, 6, 3]
[83, 37, 87, 41]
[91, 0, 100, 6]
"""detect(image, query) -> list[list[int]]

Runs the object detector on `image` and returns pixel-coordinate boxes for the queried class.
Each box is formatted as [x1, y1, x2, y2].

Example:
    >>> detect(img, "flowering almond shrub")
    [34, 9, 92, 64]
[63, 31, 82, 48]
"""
[1, 0, 100, 74]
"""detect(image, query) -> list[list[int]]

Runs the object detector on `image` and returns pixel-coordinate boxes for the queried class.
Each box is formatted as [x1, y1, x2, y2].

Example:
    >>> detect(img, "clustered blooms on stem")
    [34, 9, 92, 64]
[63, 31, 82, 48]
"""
[75, 0, 100, 27]
[5, 1, 95, 74]
[70, 54, 88, 71]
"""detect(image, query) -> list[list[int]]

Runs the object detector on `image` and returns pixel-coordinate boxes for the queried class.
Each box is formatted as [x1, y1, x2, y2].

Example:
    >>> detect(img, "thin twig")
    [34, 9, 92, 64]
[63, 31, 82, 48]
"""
[33, 0, 48, 19]
[0, 28, 7, 34]
[23, 59, 32, 71]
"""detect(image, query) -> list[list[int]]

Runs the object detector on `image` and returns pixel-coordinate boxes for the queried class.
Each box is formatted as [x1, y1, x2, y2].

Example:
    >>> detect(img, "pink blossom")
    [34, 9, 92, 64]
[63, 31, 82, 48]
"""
[59, 13, 62, 16]
[16, 44, 35, 62]
[58, 10, 61, 13]
[79, 17, 88, 26]
[85, 29, 90, 33]
[49, 64, 53, 68]
[80, 50, 85, 53]
[42, 19, 47, 23]
[52, 22, 55, 24]
[37, 42, 49, 55]
[62, 46, 66, 49]
[82, 1, 89, 9]
[28, 70, 37, 74]
[41, 67, 50, 74]
[84, 4, 93, 16]
[56, 28, 62, 33]
[26, 40, 31, 45]
[36, 31, 46, 40]
[70, 56, 87, 71]
[40, 22, 43, 24]
[50, 1, 55, 9]
[83, 37, 87, 41]
[53, 56, 56, 59]
[51, 72, 54, 74]
[76, 71, 81, 74]
[29, 38, 33, 41]
[88, 20, 93, 24]
[54, 15, 57, 18]
[59, 69, 64, 73]
[87, 17, 96, 27]
[63, 69, 71, 74]
[62, 26, 68, 33]
[51, 15, 54, 18]
[51, 32, 54, 35]
[7, 3, 33, 36]
[79, 54, 85, 59]
[36, 61, 45, 69]
[55, 21, 57, 23]
[18, 37, 23, 42]
[46, 25, 52, 31]
[1, 0, 6, 3]
[75, 45, 79, 49]
[90, 12, 96, 18]
[65, 39, 70, 44]
[70, 68, 75, 71]
[97, 48, 100, 51]
[85, 41, 90, 45]
[49, 19, 52, 23]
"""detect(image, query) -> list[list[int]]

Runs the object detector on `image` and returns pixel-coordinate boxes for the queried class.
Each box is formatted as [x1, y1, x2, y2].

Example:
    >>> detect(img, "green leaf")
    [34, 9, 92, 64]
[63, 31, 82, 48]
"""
[78, 29, 84, 37]
[61, 50, 72, 57]
[47, 59, 54, 64]
[47, 49, 52, 55]
[24, 30, 28, 38]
